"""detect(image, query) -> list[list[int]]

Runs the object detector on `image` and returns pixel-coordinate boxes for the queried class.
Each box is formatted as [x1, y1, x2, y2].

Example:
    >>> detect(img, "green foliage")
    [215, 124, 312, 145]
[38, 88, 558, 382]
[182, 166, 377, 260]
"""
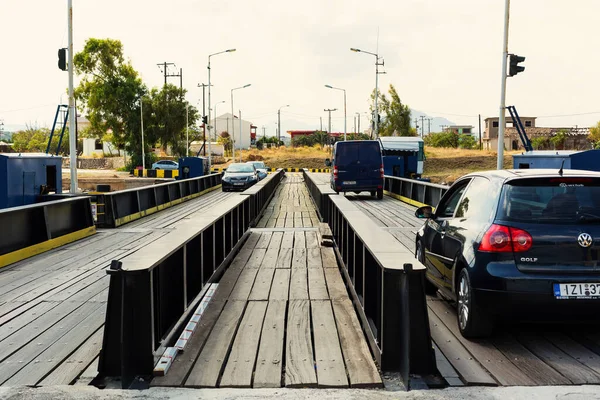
[11, 125, 73, 155]
[256, 136, 283, 149]
[291, 131, 331, 147]
[424, 132, 460, 148]
[218, 131, 233, 156]
[531, 136, 549, 150]
[370, 84, 413, 137]
[590, 121, 600, 147]
[458, 134, 478, 149]
[550, 130, 567, 150]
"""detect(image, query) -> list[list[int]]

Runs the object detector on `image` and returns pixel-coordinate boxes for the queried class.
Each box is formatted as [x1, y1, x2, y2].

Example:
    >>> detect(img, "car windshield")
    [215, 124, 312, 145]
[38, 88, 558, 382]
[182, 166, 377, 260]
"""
[497, 177, 600, 223]
[227, 164, 254, 173]
[248, 162, 265, 169]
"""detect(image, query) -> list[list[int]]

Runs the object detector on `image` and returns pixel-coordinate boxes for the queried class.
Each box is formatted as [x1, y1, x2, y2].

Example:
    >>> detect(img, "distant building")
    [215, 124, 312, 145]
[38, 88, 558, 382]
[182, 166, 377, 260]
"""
[483, 116, 591, 151]
[211, 113, 257, 150]
[443, 125, 474, 135]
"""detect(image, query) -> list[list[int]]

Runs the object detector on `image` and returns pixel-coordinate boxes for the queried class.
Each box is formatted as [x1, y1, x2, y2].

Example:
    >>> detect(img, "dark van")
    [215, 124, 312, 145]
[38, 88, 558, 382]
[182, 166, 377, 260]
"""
[326, 140, 384, 199]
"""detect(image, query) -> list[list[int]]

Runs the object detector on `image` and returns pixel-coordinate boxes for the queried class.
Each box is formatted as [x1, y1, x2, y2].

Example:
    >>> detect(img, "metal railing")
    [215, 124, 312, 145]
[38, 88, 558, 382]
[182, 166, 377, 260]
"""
[241, 169, 285, 222]
[302, 169, 336, 223]
[98, 174, 283, 388]
[93, 173, 222, 228]
[0, 197, 95, 268]
[384, 175, 449, 208]
[303, 173, 438, 389]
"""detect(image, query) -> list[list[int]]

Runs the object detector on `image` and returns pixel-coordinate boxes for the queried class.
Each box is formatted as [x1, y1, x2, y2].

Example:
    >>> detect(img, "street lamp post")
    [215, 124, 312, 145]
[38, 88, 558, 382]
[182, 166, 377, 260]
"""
[325, 85, 346, 141]
[207, 48, 236, 169]
[140, 98, 145, 171]
[355, 112, 361, 135]
[351, 47, 384, 138]
[498, 0, 511, 170]
[278, 105, 290, 146]
[231, 84, 251, 161]
[212, 101, 225, 146]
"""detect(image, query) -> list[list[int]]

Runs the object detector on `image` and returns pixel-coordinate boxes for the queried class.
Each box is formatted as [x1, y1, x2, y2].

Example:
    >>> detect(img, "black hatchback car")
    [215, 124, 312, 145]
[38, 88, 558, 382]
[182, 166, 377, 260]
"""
[415, 169, 600, 338]
[221, 163, 259, 192]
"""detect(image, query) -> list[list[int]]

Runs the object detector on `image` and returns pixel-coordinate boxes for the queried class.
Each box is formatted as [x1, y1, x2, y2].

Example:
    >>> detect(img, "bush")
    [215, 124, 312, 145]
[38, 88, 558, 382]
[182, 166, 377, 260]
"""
[424, 132, 460, 148]
[458, 134, 478, 149]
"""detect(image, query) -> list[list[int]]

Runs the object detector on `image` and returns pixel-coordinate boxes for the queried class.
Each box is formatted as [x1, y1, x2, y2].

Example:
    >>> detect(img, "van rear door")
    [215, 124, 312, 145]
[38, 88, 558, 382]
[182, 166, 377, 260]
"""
[335, 142, 381, 187]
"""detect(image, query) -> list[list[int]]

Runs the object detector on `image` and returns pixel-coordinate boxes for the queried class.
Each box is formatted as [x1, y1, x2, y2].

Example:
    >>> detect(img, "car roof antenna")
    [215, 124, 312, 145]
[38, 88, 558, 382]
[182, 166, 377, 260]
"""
[559, 159, 565, 177]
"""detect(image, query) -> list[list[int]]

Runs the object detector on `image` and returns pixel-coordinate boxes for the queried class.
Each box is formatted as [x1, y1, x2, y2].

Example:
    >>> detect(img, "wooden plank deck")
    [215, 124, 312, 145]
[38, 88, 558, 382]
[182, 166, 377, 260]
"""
[0, 189, 236, 387]
[154, 174, 382, 389]
[351, 190, 600, 387]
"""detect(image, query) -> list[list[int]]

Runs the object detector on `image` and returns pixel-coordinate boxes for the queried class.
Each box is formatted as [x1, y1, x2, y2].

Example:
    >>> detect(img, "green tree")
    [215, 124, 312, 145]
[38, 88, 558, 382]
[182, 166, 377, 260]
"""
[458, 134, 478, 149]
[590, 121, 600, 148]
[11, 125, 73, 155]
[424, 132, 460, 148]
[550, 130, 567, 150]
[370, 84, 413, 136]
[218, 131, 233, 156]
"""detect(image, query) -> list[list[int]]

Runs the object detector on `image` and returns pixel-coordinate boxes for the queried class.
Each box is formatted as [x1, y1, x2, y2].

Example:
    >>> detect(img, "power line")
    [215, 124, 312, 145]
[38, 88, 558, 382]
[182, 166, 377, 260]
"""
[536, 111, 600, 118]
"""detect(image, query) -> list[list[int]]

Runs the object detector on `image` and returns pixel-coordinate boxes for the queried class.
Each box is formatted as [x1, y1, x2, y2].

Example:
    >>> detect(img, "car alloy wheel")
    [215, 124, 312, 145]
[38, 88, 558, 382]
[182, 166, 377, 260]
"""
[458, 273, 470, 331]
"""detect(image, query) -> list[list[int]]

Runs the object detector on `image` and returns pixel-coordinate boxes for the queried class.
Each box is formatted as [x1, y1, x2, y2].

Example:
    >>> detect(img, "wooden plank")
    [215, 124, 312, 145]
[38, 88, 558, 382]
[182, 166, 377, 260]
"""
[151, 300, 227, 387]
[285, 300, 317, 387]
[5, 306, 105, 385]
[294, 218, 303, 228]
[0, 301, 57, 342]
[491, 334, 571, 385]
[307, 248, 322, 269]
[428, 311, 497, 386]
[220, 301, 268, 388]
[302, 217, 313, 228]
[269, 269, 291, 301]
[74, 357, 99, 386]
[545, 332, 600, 376]
[228, 269, 259, 301]
[254, 300, 287, 388]
[321, 247, 338, 268]
[212, 266, 244, 302]
[276, 248, 293, 269]
[294, 232, 306, 249]
[246, 249, 266, 268]
[249, 268, 276, 301]
[292, 248, 307, 269]
[184, 300, 246, 388]
[427, 300, 536, 386]
[289, 269, 308, 301]
[268, 232, 284, 249]
[281, 232, 294, 248]
[518, 332, 600, 384]
[228, 247, 254, 270]
[243, 232, 261, 250]
[40, 328, 103, 385]
[433, 343, 464, 387]
[305, 232, 319, 248]
[255, 232, 273, 249]
[330, 298, 381, 387]
[308, 268, 329, 300]
[324, 268, 348, 300]
[311, 300, 348, 387]
[261, 248, 279, 269]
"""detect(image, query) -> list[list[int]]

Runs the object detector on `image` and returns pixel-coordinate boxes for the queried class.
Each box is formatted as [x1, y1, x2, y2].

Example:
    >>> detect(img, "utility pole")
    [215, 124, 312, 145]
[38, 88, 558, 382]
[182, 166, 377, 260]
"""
[67, 0, 77, 194]
[197, 83, 211, 156]
[420, 116, 426, 137]
[262, 126, 266, 141]
[479, 114, 483, 150]
[324, 108, 337, 136]
[239, 110, 242, 162]
[426, 118, 433, 135]
[320, 117, 323, 131]
[0, 120, 4, 142]
[356, 112, 361, 135]
[498, 0, 511, 169]
[415, 119, 420, 136]
[354, 116, 356, 134]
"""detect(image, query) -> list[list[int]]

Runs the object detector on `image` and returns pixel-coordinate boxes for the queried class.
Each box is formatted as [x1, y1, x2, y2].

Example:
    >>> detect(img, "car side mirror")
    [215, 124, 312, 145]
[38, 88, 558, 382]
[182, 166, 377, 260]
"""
[415, 206, 433, 219]
[325, 159, 331, 167]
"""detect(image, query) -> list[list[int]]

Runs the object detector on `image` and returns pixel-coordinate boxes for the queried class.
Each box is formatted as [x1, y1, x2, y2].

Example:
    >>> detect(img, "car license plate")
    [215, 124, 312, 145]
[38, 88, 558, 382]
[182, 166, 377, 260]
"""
[342, 181, 356, 185]
[554, 283, 600, 299]
[234, 183, 244, 186]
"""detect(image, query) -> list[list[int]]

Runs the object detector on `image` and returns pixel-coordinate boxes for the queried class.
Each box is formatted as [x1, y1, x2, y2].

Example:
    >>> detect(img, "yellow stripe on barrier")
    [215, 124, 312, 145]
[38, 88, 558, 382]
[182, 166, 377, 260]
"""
[384, 190, 436, 212]
[133, 169, 179, 178]
[113, 184, 222, 227]
[0, 226, 97, 269]
[209, 167, 330, 173]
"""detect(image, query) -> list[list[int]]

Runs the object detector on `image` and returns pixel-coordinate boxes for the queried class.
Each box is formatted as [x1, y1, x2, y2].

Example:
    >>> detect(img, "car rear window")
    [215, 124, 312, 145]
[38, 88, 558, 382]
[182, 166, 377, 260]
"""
[227, 164, 254, 173]
[335, 142, 381, 166]
[497, 177, 600, 223]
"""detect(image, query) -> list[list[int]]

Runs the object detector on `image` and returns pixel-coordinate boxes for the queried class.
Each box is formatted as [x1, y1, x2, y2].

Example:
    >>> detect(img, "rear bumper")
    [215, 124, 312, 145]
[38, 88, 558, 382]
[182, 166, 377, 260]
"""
[470, 262, 600, 321]
[333, 179, 383, 193]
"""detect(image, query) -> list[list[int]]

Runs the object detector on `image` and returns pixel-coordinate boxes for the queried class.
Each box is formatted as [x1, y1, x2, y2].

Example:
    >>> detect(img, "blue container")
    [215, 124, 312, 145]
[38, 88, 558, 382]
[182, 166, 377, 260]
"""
[178, 157, 208, 179]
[512, 150, 600, 172]
[378, 137, 424, 178]
[0, 153, 63, 209]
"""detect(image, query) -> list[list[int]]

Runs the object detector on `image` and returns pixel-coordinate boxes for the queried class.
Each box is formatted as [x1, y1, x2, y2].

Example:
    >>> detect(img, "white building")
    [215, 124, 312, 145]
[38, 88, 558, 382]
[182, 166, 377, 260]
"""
[211, 113, 256, 150]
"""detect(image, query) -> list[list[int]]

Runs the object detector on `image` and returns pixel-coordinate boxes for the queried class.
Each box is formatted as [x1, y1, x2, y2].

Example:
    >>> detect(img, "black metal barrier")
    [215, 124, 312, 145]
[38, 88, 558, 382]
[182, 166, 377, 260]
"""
[303, 174, 438, 390]
[98, 174, 282, 388]
[241, 169, 285, 222]
[384, 175, 449, 208]
[0, 197, 95, 268]
[302, 169, 335, 223]
[93, 173, 222, 228]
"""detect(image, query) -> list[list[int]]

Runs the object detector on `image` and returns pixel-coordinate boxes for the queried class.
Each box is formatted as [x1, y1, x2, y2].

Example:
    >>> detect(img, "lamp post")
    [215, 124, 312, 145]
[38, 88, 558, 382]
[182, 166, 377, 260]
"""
[231, 84, 251, 161]
[325, 85, 346, 141]
[212, 101, 225, 144]
[351, 47, 384, 138]
[140, 97, 145, 171]
[355, 112, 361, 135]
[498, 0, 511, 170]
[278, 104, 290, 146]
[207, 48, 236, 169]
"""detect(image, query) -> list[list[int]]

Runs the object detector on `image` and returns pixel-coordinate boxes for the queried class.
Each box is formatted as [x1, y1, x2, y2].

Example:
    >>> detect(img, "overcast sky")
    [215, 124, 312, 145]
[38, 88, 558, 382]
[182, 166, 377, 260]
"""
[1, 0, 599, 135]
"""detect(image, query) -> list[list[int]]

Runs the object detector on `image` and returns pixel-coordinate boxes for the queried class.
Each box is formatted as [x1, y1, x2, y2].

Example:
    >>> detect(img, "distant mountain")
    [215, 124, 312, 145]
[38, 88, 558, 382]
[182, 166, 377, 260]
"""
[410, 109, 456, 135]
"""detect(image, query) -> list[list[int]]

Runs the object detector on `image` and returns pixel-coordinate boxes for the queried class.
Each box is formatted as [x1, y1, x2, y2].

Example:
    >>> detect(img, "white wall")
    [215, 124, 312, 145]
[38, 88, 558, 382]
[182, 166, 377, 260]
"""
[212, 113, 253, 150]
[82, 138, 118, 156]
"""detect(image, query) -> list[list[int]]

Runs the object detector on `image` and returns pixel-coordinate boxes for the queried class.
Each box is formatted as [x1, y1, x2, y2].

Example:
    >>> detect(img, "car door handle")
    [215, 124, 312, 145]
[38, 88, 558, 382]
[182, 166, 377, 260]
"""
[440, 230, 446, 239]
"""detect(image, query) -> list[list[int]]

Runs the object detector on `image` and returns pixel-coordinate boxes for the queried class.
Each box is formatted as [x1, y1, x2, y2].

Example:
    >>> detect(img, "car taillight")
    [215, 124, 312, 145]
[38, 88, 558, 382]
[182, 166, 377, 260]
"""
[479, 224, 532, 253]
[380, 164, 384, 178]
[333, 166, 338, 179]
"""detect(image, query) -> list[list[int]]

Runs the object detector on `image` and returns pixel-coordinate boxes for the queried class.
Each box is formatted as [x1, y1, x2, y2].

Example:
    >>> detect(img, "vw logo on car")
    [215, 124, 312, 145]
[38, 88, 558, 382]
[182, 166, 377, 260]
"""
[578, 233, 593, 248]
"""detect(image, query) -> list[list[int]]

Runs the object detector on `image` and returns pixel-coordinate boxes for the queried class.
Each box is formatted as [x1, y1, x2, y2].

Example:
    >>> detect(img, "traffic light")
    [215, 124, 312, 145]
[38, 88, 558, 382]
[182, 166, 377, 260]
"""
[58, 48, 67, 71]
[202, 116, 208, 124]
[509, 54, 525, 77]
